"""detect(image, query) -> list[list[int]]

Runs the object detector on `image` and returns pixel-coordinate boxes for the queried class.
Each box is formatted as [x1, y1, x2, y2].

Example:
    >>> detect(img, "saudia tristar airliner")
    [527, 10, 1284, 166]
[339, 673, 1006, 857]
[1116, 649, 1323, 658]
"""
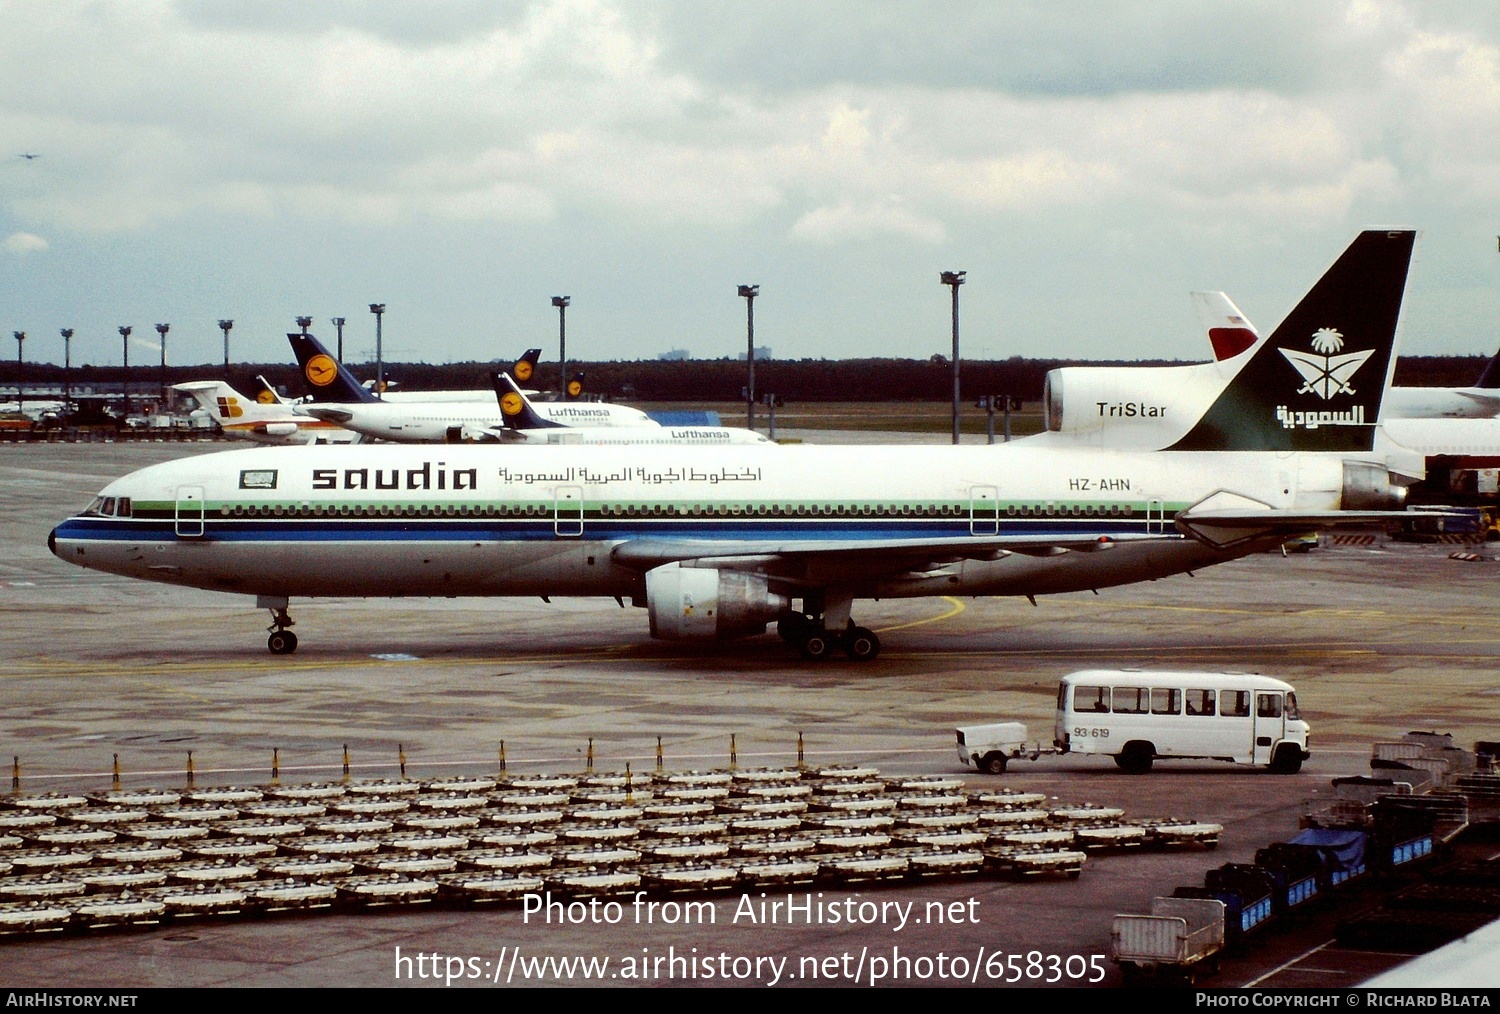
[50, 230, 1418, 661]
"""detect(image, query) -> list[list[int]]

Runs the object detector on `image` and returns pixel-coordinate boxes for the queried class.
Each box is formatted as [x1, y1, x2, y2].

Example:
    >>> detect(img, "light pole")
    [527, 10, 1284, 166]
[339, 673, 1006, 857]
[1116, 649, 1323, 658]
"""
[12, 331, 23, 412]
[369, 304, 385, 391]
[551, 296, 570, 396]
[331, 317, 346, 362]
[155, 323, 170, 409]
[59, 329, 73, 403]
[118, 326, 132, 415]
[218, 320, 233, 374]
[941, 271, 966, 444]
[738, 284, 758, 429]
[296, 316, 312, 335]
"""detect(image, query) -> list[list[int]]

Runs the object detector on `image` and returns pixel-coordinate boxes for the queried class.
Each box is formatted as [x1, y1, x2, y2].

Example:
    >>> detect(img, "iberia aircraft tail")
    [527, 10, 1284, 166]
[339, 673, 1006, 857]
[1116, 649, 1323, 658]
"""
[1167, 229, 1414, 452]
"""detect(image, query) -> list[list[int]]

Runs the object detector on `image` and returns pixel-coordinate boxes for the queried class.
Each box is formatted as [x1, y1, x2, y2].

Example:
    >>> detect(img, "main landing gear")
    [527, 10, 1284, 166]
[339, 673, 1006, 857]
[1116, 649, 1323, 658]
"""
[266, 605, 298, 655]
[776, 610, 881, 662]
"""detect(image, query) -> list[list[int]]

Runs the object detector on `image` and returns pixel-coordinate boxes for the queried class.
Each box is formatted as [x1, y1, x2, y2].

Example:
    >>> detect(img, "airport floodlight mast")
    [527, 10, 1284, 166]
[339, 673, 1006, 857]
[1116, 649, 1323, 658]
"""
[118, 326, 132, 415]
[155, 323, 169, 407]
[12, 331, 23, 412]
[59, 329, 72, 402]
[218, 320, 233, 374]
[738, 284, 758, 429]
[369, 304, 385, 391]
[941, 270, 966, 445]
[331, 317, 345, 362]
[295, 316, 313, 335]
[552, 296, 569, 396]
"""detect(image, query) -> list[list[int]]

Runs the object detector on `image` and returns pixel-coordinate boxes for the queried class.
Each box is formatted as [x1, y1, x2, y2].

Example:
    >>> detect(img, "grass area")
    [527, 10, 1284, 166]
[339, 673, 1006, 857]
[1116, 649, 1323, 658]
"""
[633, 400, 1046, 436]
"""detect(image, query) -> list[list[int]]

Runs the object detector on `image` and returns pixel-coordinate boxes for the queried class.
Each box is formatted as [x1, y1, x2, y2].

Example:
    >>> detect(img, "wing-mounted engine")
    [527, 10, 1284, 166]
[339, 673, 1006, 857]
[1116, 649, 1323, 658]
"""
[645, 563, 789, 640]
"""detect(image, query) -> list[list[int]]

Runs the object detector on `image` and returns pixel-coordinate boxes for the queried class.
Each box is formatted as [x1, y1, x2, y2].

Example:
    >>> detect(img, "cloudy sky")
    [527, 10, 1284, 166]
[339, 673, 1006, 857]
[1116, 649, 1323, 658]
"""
[5, 0, 1500, 374]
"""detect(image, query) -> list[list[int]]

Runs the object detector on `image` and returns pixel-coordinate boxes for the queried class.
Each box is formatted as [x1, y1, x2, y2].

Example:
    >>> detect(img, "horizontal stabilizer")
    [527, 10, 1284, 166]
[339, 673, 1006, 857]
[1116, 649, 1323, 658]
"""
[1176, 490, 1425, 550]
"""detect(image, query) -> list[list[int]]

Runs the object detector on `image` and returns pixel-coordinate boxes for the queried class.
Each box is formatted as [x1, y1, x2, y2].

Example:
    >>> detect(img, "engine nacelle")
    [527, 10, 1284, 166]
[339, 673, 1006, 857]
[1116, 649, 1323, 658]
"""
[260, 422, 299, 437]
[645, 563, 788, 640]
[1341, 459, 1409, 511]
[1043, 365, 1224, 448]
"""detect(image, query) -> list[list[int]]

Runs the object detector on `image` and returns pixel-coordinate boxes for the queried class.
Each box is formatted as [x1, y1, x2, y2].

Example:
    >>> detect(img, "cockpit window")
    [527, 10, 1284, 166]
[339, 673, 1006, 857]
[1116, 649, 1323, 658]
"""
[101, 497, 116, 516]
[86, 496, 106, 516]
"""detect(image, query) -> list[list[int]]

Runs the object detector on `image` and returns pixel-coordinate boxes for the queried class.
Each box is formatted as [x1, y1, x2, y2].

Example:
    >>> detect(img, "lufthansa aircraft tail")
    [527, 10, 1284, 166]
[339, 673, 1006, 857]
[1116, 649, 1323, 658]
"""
[288, 333, 382, 404]
[512, 348, 542, 387]
[492, 372, 564, 432]
[1167, 229, 1415, 452]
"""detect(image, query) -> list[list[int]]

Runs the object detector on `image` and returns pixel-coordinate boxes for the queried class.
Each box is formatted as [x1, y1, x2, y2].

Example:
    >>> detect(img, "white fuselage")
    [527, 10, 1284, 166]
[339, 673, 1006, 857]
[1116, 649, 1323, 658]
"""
[50, 441, 1353, 606]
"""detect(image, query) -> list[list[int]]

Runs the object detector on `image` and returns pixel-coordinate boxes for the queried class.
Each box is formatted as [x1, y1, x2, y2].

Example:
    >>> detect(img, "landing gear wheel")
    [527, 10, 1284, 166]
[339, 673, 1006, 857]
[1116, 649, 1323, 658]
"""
[980, 752, 1007, 775]
[799, 632, 833, 661]
[843, 626, 881, 662]
[777, 613, 813, 643]
[267, 630, 298, 655]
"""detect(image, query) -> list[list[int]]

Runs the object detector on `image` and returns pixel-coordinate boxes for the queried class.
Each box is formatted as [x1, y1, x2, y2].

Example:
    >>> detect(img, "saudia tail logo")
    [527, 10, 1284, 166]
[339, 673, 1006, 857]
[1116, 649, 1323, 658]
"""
[1276, 327, 1374, 430]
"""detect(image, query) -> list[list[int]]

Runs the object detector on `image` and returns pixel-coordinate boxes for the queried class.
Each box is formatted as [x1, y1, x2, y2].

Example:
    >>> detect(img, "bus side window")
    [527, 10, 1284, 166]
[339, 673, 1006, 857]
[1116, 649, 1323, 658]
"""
[1113, 686, 1147, 714]
[1074, 685, 1109, 713]
[1256, 693, 1283, 718]
[1221, 690, 1250, 718]
[1151, 688, 1181, 715]
[1185, 689, 1215, 716]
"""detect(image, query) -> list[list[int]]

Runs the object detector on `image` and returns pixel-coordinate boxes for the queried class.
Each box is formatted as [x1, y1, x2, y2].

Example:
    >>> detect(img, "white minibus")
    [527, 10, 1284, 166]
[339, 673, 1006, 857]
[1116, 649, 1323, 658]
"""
[1054, 670, 1310, 773]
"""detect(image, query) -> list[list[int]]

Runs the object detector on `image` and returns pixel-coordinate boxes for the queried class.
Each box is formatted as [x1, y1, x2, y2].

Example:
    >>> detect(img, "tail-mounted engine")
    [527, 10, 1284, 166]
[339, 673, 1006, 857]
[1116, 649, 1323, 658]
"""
[645, 563, 789, 640]
[1341, 460, 1409, 511]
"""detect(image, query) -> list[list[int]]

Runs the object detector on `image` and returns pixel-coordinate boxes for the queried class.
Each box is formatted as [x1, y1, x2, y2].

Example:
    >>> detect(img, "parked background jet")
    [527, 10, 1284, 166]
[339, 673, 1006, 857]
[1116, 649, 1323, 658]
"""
[172, 380, 361, 445]
[52, 231, 1421, 660]
[480, 372, 770, 445]
[288, 333, 653, 442]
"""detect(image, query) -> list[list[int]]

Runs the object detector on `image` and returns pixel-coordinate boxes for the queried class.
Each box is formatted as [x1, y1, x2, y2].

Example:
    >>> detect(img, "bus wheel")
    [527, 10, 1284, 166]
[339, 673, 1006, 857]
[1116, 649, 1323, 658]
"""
[1116, 742, 1154, 774]
[980, 752, 1007, 775]
[1269, 744, 1303, 774]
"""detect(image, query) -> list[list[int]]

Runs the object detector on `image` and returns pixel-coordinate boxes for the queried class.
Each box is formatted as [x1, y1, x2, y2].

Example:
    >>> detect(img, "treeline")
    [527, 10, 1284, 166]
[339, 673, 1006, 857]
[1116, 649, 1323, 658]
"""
[5, 353, 1494, 403]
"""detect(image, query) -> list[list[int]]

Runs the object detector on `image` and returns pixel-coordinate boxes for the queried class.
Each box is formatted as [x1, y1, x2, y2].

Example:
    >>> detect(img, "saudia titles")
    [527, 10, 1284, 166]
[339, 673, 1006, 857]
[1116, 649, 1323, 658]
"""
[1275, 326, 1374, 431]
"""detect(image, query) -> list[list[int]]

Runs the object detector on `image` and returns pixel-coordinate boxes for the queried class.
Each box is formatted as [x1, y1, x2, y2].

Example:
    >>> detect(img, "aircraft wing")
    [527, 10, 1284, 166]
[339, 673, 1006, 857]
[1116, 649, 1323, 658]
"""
[612, 532, 1159, 584]
[303, 406, 354, 425]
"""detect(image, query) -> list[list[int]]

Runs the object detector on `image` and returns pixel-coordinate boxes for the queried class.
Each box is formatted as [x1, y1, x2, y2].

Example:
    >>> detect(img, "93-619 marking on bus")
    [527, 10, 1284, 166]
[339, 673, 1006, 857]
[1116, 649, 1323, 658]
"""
[1073, 727, 1110, 739]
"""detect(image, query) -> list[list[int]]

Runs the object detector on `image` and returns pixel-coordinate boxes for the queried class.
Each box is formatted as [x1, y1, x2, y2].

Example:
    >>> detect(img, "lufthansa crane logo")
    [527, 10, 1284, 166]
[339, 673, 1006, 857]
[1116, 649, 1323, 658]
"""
[514, 360, 534, 383]
[1278, 328, 1374, 400]
[500, 392, 525, 416]
[304, 354, 337, 387]
[256, 389, 276, 404]
[567, 379, 583, 398]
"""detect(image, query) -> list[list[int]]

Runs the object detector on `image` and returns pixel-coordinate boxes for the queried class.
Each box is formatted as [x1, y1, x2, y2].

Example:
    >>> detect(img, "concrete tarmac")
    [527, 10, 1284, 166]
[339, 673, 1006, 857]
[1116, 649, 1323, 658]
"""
[2, 441, 1497, 989]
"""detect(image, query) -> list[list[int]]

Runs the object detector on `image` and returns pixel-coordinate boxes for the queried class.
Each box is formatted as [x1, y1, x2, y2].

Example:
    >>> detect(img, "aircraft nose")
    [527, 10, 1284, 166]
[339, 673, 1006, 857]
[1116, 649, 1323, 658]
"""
[47, 527, 58, 558]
